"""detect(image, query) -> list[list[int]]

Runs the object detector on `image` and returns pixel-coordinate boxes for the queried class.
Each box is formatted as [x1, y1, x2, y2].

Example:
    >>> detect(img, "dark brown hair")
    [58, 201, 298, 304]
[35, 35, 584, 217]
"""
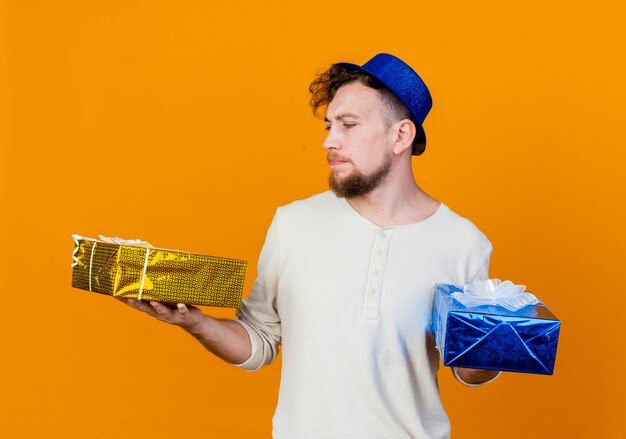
[309, 64, 424, 155]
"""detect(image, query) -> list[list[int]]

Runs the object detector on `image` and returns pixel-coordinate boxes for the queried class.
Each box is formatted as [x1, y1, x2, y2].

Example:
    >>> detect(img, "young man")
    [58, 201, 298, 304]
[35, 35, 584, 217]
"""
[121, 53, 499, 438]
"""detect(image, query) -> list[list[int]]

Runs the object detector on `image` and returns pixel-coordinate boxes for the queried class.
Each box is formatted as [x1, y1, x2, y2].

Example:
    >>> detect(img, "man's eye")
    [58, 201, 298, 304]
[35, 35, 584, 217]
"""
[343, 123, 355, 129]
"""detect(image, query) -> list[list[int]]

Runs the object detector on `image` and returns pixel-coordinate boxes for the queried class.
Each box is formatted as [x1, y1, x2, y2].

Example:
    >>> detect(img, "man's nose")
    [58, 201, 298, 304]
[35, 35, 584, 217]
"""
[323, 129, 340, 150]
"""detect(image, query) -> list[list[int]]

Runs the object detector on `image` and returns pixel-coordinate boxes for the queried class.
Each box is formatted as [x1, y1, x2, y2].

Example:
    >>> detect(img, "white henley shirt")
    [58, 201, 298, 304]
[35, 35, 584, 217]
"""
[235, 191, 492, 439]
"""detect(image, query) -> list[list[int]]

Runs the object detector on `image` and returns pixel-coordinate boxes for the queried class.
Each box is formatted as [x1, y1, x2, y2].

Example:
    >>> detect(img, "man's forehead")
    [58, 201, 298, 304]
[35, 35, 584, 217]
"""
[325, 83, 381, 120]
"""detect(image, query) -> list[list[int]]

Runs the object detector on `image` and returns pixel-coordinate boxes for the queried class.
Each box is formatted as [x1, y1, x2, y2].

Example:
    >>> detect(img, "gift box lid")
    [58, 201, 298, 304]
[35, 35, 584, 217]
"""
[434, 283, 558, 319]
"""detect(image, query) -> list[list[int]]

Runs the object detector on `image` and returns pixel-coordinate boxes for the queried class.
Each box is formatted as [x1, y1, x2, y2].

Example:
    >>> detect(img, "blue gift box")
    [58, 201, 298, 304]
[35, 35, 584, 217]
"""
[431, 284, 560, 375]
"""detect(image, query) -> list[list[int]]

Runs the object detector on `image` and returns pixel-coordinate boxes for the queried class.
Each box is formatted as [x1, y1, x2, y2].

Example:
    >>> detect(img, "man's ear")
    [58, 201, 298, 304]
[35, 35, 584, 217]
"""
[392, 119, 417, 155]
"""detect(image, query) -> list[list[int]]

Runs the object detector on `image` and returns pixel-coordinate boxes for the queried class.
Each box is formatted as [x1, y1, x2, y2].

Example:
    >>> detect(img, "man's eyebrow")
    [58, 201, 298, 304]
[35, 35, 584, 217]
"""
[324, 113, 361, 123]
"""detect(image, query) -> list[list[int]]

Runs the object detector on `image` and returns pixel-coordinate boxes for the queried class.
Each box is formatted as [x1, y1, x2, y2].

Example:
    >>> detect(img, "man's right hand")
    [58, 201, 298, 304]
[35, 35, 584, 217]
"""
[117, 298, 252, 365]
[117, 298, 204, 332]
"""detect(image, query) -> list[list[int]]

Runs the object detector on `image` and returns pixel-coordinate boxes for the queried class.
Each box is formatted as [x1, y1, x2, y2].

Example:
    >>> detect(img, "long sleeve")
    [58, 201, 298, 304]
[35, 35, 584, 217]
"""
[233, 213, 282, 372]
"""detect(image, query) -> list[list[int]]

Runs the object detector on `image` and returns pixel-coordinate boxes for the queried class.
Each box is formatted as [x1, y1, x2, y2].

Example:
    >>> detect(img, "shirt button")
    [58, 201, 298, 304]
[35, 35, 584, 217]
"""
[377, 249, 383, 256]
[369, 288, 376, 295]
[374, 269, 380, 276]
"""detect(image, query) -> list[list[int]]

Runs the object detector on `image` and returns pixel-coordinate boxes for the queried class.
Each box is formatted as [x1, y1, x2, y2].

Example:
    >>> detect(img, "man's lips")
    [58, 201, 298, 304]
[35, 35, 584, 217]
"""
[327, 154, 350, 166]
[329, 160, 348, 166]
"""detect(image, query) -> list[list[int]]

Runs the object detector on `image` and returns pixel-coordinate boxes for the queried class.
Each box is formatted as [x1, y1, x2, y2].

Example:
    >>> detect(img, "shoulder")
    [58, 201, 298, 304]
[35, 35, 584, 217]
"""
[437, 204, 492, 253]
[276, 191, 340, 221]
[268, 191, 347, 241]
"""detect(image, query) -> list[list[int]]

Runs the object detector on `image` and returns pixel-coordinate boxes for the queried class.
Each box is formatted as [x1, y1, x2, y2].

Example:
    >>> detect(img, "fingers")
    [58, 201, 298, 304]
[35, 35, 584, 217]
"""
[117, 298, 199, 327]
[118, 297, 155, 314]
[117, 298, 171, 321]
[150, 301, 170, 315]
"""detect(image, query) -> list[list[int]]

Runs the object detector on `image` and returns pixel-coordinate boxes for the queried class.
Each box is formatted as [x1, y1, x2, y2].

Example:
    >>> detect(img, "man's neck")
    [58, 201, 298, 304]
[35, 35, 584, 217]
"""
[345, 178, 440, 228]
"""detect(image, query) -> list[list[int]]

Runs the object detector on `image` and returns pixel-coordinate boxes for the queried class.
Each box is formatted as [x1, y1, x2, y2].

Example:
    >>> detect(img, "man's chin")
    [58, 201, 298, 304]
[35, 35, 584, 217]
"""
[327, 157, 391, 199]
[329, 174, 357, 198]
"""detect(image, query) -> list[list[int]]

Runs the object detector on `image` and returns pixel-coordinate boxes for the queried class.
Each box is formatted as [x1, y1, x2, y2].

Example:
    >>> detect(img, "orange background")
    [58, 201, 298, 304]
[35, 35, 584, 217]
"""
[1, 1, 624, 437]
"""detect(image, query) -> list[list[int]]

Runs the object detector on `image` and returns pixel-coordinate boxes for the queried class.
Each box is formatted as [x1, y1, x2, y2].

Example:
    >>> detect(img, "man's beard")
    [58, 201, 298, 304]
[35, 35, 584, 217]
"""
[329, 156, 392, 198]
